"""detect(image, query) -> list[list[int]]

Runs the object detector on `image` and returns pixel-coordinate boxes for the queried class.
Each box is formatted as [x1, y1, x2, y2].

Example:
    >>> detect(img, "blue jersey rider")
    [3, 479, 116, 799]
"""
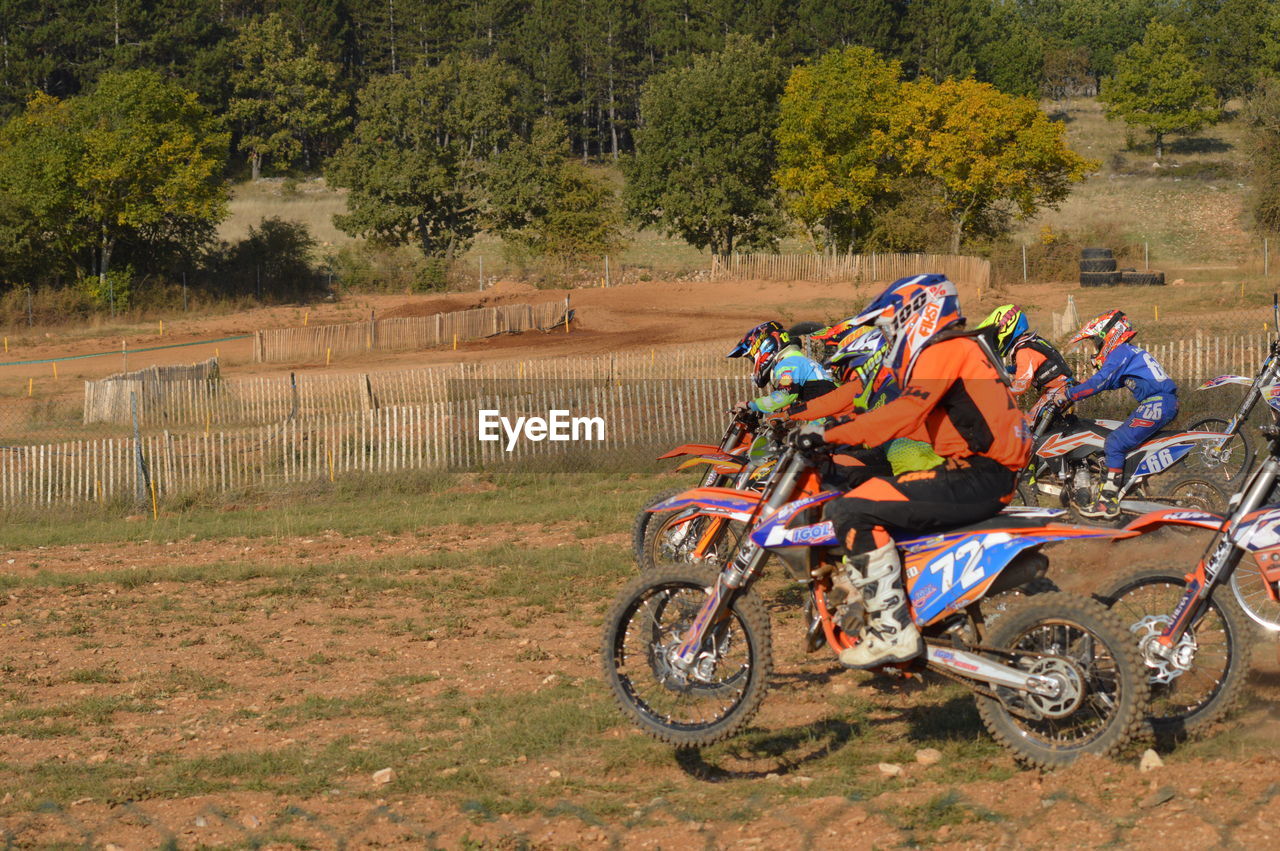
[727, 322, 836, 414]
[1059, 310, 1178, 518]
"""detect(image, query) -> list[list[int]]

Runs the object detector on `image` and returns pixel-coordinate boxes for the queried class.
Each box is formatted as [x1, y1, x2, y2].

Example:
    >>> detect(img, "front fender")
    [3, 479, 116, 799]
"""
[1197, 375, 1252, 390]
[1124, 508, 1225, 534]
[647, 486, 761, 522]
[674, 454, 747, 474]
[657, 443, 725, 460]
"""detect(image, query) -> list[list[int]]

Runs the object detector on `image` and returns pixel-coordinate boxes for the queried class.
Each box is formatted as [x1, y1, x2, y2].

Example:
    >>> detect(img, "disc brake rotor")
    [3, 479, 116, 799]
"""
[1132, 614, 1197, 684]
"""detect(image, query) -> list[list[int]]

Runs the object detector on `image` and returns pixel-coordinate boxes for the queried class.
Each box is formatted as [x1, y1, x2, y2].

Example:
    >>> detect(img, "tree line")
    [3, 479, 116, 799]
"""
[0, 0, 1277, 308]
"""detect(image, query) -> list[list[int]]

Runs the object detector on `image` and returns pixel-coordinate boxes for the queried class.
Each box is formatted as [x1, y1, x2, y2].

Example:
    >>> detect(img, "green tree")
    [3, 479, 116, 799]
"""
[487, 117, 624, 262]
[1245, 79, 1280, 233]
[228, 13, 349, 178]
[892, 77, 1094, 252]
[774, 46, 903, 253]
[326, 55, 519, 267]
[0, 70, 228, 297]
[624, 35, 786, 256]
[1100, 22, 1219, 159]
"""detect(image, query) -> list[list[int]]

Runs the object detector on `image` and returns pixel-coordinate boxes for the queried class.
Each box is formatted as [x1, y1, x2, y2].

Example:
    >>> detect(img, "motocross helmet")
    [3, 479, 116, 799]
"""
[727, 321, 783, 359]
[848, 274, 963, 382]
[749, 328, 795, 388]
[1067, 310, 1135, 368]
[977, 304, 1029, 358]
[812, 315, 861, 348]
[829, 327, 894, 410]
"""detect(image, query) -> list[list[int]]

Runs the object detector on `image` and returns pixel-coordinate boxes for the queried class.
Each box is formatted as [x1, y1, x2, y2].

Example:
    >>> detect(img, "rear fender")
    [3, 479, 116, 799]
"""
[1131, 432, 1232, 479]
[647, 486, 761, 523]
[902, 524, 1137, 627]
[1124, 508, 1225, 534]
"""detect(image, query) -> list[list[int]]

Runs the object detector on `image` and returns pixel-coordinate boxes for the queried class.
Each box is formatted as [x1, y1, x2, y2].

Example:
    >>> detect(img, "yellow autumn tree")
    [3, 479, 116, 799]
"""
[774, 47, 903, 253]
[891, 77, 1095, 253]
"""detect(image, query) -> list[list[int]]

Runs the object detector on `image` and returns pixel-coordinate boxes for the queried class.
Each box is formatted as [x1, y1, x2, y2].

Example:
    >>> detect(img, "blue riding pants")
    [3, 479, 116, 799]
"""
[1103, 393, 1178, 471]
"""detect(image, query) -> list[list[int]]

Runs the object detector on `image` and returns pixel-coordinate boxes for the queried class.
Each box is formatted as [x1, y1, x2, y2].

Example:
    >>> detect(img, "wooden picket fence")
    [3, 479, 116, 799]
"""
[82, 342, 743, 429]
[253, 299, 572, 363]
[1, 376, 747, 507]
[711, 253, 992, 289]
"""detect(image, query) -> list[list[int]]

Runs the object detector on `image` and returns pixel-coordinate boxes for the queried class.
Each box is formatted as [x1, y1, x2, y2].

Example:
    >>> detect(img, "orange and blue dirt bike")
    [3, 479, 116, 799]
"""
[602, 441, 1151, 769]
[1093, 409, 1280, 741]
[632, 409, 779, 568]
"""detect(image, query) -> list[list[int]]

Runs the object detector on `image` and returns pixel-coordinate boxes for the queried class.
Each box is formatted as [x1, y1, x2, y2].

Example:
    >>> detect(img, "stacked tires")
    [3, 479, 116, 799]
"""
[1079, 248, 1166, 287]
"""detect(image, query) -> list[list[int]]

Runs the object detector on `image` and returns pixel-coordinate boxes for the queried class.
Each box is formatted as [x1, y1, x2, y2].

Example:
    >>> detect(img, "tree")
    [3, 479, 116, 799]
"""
[0, 70, 228, 296]
[487, 116, 624, 262]
[227, 14, 349, 178]
[1100, 22, 1219, 160]
[774, 46, 903, 253]
[624, 35, 786, 256]
[892, 77, 1094, 252]
[326, 55, 519, 267]
[1244, 79, 1280, 233]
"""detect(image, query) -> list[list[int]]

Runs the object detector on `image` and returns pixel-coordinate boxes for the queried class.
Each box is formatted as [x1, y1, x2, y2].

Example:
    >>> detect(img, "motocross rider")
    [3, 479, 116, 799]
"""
[796, 275, 1031, 668]
[789, 325, 944, 487]
[727, 322, 836, 414]
[1057, 310, 1178, 519]
[977, 304, 1075, 398]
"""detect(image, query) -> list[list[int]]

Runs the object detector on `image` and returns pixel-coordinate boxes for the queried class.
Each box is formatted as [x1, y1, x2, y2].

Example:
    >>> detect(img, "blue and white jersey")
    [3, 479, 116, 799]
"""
[1068, 342, 1177, 403]
[749, 347, 833, 413]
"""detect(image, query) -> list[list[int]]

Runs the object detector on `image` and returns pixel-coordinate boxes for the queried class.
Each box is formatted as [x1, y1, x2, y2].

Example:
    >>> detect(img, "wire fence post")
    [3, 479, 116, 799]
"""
[1021, 245, 1027, 283]
[26, 286, 32, 326]
[1145, 242, 1149, 271]
[131, 391, 150, 506]
[1266, 238, 1271, 278]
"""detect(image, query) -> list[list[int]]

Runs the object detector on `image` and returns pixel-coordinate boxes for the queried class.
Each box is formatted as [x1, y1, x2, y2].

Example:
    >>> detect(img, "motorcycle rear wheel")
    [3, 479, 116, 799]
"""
[1149, 471, 1228, 515]
[974, 593, 1149, 768]
[1095, 568, 1251, 739]
[601, 565, 773, 747]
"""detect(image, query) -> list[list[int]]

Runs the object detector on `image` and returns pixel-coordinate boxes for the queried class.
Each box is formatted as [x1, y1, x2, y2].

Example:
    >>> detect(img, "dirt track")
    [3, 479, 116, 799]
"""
[2, 519, 1280, 848]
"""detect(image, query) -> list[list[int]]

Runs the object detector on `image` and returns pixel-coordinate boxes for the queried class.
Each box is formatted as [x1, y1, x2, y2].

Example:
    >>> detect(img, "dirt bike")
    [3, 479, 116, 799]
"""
[631, 411, 758, 563]
[637, 418, 790, 571]
[1092, 427, 1280, 738]
[1017, 395, 1230, 517]
[602, 441, 1150, 769]
[1186, 339, 1280, 484]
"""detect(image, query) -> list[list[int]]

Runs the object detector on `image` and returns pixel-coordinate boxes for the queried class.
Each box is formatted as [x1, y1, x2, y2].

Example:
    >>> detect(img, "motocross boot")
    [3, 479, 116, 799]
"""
[837, 542, 924, 669]
[1079, 471, 1122, 520]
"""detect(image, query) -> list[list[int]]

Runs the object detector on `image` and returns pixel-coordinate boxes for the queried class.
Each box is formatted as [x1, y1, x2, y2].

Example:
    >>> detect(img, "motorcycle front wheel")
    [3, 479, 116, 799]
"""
[1096, 567, 1251, 738]
[601, 565, 773, 747]
[975, 593, 1149, 769]
[1185, 418, 1252, 483]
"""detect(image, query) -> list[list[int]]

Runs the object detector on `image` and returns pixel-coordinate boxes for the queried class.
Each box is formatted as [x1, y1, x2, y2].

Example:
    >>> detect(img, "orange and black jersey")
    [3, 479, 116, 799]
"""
[1009, 335, 1074, 395]
[823, 336, 1031, 472]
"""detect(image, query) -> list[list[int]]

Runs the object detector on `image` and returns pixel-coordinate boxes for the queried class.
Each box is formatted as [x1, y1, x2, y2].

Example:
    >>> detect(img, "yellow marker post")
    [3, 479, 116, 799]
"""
[304, 310, 310, 326]
[453, 333, 457, 351]
[95, 479, 102, 503]
[214, 347, 219, 359]
[52, 362, 57, 380]
[326, 347, 332, 366]
[327, 450, 335, 483]
[149, 477, 158, 520]
[27, 377, 32, 397]
[564, 313, 570, 334]
[159, 320, 163, 336]
[3, 337, 7, 353]
[1154, 304, 1159, 321]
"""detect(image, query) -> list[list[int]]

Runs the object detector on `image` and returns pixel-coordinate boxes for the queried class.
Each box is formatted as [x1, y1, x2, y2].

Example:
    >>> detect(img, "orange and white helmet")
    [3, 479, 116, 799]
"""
[1067, 310, 1135, 367]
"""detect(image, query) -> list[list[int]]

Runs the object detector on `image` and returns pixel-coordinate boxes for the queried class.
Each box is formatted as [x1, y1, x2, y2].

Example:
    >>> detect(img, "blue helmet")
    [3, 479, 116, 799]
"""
[849, 274, 962, 380]
[727, 321, 783, 359]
